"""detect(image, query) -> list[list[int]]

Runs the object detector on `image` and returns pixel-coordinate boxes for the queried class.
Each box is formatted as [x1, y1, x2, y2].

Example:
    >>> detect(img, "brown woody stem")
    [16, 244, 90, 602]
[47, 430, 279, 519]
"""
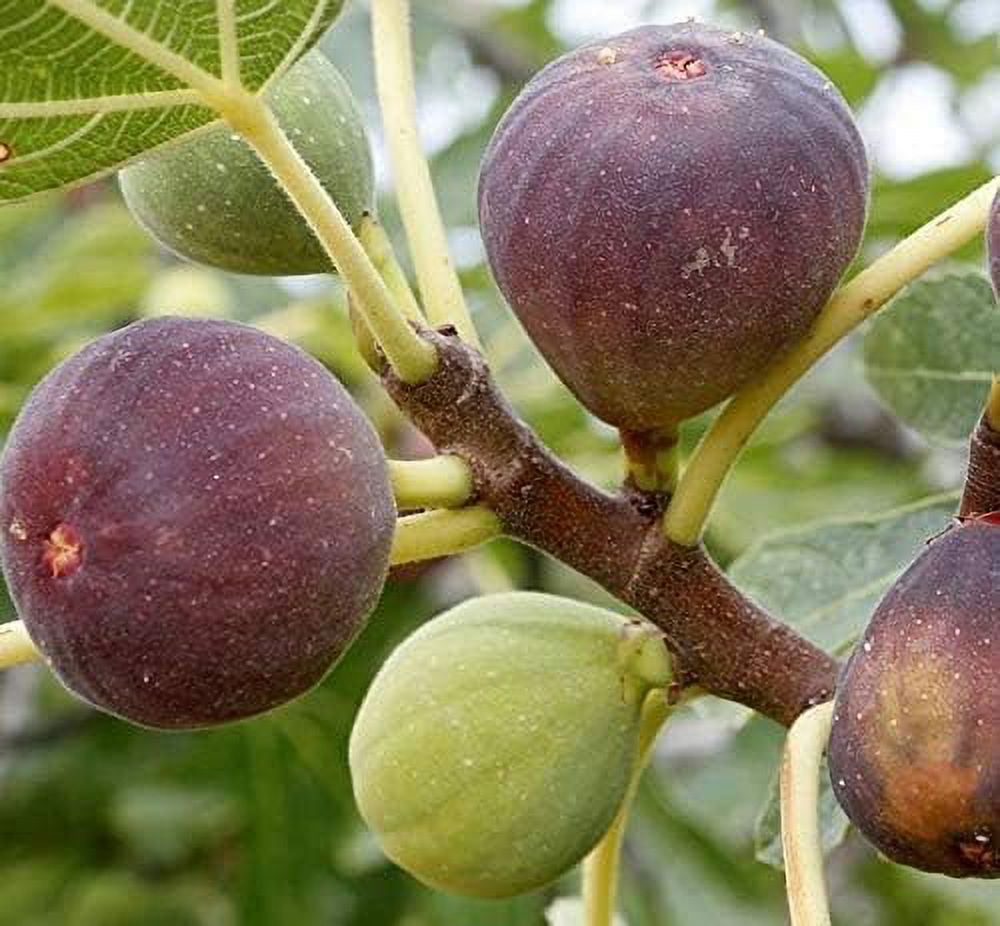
[960, 411, 1000, 517]
[383, 331, 838, 727]
[620, 427, 680, 495]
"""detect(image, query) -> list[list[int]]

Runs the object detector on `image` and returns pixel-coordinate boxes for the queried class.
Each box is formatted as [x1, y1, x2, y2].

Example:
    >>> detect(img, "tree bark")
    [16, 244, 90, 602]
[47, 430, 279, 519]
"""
[384, 331, 839, 727]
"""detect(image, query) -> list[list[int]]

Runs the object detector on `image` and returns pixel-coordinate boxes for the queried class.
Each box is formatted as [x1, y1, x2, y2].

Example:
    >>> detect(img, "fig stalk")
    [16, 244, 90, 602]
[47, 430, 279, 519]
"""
[621, 428, 679, 495]
[357, 215, 425, 324]
[371, 0, 480, 347]
[665, 176, 1000, 547]
[780, 701, 834, 926]
[989, 376, 1000, 431]
[960, 400, 1000, 518]
[388, 456, 476, 510]
[390, 507, 501, 565]
[0, 621, 38, 671]
[582, 692, 672, 926]
[235, 97, 438, 385]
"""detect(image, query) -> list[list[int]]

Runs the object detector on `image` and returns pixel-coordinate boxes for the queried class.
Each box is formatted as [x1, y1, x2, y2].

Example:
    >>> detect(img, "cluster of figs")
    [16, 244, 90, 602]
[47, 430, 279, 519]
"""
[0, 13, 997, 899]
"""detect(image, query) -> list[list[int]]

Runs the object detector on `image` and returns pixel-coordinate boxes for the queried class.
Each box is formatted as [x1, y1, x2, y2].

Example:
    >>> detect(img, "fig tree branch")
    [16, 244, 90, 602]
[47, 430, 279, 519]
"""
[383, 331, 839, 727]
[233, 97, 438, 384]
[390, 506, 501, 565]
[780, 701, 835, 926]
[371, 0, 481, 347]
[665, 176, 1000, 546]
[0, 621, 39, 670]
[388, 456, 475, 509]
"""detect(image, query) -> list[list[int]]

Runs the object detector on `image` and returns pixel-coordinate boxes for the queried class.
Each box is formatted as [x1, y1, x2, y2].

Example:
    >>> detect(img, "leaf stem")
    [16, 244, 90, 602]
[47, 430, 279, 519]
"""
[780, 700, 835, 926]
[371, 0, 481, 347]
[233, 97, 438, 384]
[0, 621, 40, 670]
[664, 176, 1000, 546]
[357, 215, 425, 324]
[389, 456, 475, 510]
[582, 692, 672, 926]
[390, 506, 500, 564]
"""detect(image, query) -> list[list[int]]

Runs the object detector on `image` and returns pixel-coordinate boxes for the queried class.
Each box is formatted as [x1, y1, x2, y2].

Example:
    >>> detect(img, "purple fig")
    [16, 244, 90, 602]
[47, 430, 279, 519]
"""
[478, 22, 869, 431]
[0, 318, 394, 729]
[828, 515, 1000, 877]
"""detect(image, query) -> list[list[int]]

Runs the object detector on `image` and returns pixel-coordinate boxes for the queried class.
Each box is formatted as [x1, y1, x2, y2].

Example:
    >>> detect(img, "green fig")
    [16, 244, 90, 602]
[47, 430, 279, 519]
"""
[119, 51, 373, 276]
[349, 592, 672, 898]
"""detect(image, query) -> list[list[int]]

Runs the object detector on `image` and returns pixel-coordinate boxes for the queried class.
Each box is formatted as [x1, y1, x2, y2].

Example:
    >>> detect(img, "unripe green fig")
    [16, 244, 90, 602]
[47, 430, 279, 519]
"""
[828, 515, 1000, 878]
[349, 592, 672, 898]
[120, 51, 373, 276]
[478, 22, 869, 431]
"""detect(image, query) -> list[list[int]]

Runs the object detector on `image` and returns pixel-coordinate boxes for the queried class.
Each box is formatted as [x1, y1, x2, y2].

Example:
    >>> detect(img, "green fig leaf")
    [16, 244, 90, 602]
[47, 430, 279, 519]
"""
[0, 0, 345, 201]
[754, 756, 850, 870]
[863, 272, 999, 445]
[729, 492, 959, 655]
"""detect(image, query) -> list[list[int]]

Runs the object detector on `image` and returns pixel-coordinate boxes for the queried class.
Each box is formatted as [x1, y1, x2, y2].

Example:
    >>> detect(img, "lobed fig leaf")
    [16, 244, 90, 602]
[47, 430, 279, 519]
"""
[0, 317, 395, 730]
[349, 592, 672, 898]
[119, 52, 373, 277]
[828, 516, 1000, 878]
[478, 22, 869, 432]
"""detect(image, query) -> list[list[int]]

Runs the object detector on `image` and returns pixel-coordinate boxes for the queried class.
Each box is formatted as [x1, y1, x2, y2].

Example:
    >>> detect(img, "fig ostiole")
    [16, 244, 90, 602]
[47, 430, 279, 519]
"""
[0, 317, 395, 730]
[348, 591, 672, 898]
[828, 516, 1000, 878]
[119, 51, 373, 277]
[478, 21, 869, 432]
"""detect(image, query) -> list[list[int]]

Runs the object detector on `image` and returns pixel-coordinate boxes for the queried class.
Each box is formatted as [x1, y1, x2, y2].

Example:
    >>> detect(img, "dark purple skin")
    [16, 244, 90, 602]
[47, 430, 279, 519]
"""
[828, 516, 1000, 878]
[478, 22, 870, 431]
[989, 190, 999, 299]
[0, 318, 395, 730]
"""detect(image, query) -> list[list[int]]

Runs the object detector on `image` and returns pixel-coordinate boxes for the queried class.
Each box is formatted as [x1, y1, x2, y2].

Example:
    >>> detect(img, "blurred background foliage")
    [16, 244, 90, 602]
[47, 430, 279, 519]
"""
[0, 0, 998, 923]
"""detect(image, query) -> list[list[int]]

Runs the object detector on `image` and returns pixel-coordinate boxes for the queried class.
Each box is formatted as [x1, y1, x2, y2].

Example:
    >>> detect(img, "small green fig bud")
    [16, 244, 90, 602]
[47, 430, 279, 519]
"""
[828, 516, 1000, 878]
[119, 51, 373, 276]
[349, 592, 672, 898]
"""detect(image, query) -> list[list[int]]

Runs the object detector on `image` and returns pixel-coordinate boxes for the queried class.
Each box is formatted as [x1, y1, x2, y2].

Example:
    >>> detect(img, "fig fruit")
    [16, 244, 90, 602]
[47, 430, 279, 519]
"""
[349, 591, 672, 898]
[119, 51, 373, 276]
[478, 22, 869, 431]
[0, 317, 394, 729]
[989, 190, 999, 299]
[828, 515, 1000, 877]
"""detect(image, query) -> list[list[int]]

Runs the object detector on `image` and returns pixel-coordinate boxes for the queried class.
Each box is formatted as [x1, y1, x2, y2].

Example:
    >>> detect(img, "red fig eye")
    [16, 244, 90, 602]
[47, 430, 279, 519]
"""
[42, 523, 83, 578]
[655, 51, 707, 80]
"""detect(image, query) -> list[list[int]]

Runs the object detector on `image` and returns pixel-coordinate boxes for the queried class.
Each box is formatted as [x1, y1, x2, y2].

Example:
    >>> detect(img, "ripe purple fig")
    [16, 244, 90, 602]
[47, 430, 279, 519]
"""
[828, 515, 1000, 877]
[478, 22, 869, 431]
[0, 318, 394, 730]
